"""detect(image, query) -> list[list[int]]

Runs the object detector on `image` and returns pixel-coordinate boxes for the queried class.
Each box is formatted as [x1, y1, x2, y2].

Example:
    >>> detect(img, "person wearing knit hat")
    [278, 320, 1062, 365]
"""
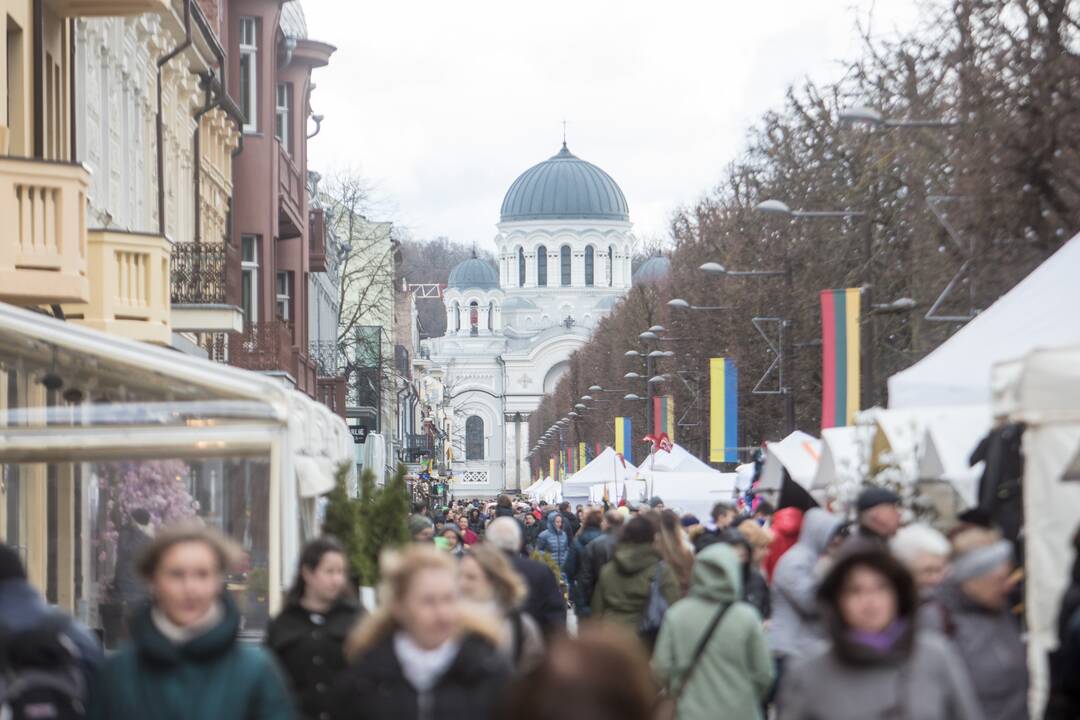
[408, 514, 435, 542]
[855, 485, 903, 542]
[647, 496, 664, 510]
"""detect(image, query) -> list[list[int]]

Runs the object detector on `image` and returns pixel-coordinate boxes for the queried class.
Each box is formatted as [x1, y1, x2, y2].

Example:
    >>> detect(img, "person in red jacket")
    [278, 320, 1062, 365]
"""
[763, 507, 803, 582]
[457, 515, 480, 546]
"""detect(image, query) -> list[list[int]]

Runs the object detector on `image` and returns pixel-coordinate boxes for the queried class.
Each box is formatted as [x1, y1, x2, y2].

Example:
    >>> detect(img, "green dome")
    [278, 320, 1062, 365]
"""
[448, 257, 499, 290]
[500, 144, 629, 223]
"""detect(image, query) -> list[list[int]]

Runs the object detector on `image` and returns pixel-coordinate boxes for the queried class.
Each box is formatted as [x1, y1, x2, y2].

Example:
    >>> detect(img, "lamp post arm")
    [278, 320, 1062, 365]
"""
[884, 119, 963, 129]
[792, 210, 866, 219]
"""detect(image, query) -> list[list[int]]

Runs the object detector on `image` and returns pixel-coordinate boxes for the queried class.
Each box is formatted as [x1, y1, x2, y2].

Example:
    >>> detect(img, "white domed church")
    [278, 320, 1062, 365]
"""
[424, 143, 635, 495]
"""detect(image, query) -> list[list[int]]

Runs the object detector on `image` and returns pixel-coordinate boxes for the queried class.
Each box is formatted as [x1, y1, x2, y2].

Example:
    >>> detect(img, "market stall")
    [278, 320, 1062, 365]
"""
[562, 446, 638, 503]
[633, 443, 737, 517]
[0, 302, 353, 645]
[758, 431, 822, 508]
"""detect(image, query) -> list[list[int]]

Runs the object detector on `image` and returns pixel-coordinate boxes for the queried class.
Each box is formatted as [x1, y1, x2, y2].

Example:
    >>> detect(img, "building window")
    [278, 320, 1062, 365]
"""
[275, 83, 291, 153]
[469, 300, 478, 336]
[517, 246, 525, 287]
[239, 17, 258, 132]
[536, 245, 547, 286]
[585, 246, 595, 286]
[241, 235, 259, 324]
[488, 301, 494, 331]
[276, 271, 291, 321]
[608, 244, 615, 286]
[453, 301, 460, 331]
[465, 415, 484, 460]
[560, 245, 571, 286]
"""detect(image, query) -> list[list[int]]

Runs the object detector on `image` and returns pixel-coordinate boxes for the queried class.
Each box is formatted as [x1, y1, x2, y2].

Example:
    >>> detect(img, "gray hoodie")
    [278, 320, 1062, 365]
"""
[767, 507, 842, 658]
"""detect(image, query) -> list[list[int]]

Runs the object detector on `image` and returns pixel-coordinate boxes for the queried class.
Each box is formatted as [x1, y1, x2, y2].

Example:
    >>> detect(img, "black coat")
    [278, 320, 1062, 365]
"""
[331, 633, 509, 720]
[266, 598, 361, 720]
[522, 521, 542, 551]
[506, 552, 566, 635]
[575, 532, 617, 617]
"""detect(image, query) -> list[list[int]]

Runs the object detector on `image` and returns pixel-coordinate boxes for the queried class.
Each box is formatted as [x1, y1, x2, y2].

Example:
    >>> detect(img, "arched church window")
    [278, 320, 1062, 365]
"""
[585, 246, 595, 286]
[536, 245, 547, 286]
[469, 301, 479, 336]
[453, 301, 461, 331]
[517, 246, 525, 287]
[560, 245, 571, 286]
[465, 415, 484, 460]
[488, 301, 494, 331]
[608, 245, 615, 286]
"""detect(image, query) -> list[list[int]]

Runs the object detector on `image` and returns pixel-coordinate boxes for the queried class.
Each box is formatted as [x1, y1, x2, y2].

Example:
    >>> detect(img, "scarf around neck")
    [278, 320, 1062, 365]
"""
[393, 631, 461, 693]
[846, 617, 909, 654]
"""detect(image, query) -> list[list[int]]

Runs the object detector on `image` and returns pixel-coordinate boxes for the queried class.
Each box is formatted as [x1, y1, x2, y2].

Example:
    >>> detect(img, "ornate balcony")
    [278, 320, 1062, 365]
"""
[278, 144, 304, 239]
[64, 230, 171, 345]
[45, 0, 170, 16]
[229, 320, 294, 374]
[0, 157, 90, 305]
[170, 241, 244, 333]
[309, 207, 327, 272]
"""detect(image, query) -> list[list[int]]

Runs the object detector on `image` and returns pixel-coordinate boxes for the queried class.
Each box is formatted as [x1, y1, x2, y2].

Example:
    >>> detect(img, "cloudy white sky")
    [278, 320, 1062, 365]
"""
[304, 0, 924, 251]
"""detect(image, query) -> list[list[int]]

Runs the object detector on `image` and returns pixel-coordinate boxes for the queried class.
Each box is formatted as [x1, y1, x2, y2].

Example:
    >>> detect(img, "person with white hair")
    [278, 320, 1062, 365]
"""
[890, 523, 951, 597]
[487, 517, 566, 636]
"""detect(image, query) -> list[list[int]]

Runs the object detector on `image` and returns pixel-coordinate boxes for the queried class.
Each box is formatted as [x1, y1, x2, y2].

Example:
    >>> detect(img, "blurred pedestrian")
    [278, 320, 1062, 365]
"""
[87, 523, 292, 720]
[890, 523, 951, 598]
[409, 515, 435, 543]
[693, 502, 738, 553]
[778, 541, 982, 720]
[267, 537, 361, 720]
[467, 508, 486, 538]
[854, 486, 903, 543]
[769, 508, 842, 671]
[497, 624, 656, 720]
[1047, 524, 1080, 720]
[522, 512, 542, 553]
[0, 543, 102, 718]
[920, 526, 1027, 720]
[652, 544, 774, 720]
[486, 517, 566, 636]
[457, 516, 479, 546]
[592, 516, 679, 646]
[567, 509, 604, 609]
[728, 526, 772, 619]
[536, 513, 570, 581]
[333, 545, 509, 720]
[576, 510, 624, 619]
[440, 524, 465, 556]
[656, 509, 694, 597]
[762, 508, 802, 582]
[459, 545, 544, 673]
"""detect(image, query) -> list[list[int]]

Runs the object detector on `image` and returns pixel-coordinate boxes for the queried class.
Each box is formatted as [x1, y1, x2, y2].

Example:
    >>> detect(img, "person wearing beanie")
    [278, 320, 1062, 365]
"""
[408, 514, 435, 542]
[919, 526, 1027, 720]
[854, 486, 903, 542]
[647, 496, 665, 510]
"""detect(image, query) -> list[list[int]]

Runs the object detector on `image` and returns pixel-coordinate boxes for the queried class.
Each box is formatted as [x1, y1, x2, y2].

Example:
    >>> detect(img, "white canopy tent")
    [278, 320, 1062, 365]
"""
[993, 345, 1080, 717]
[562, 446, 637, 501]
[916, 406, 992, 507]
[812, 425, 871, 491]
[889, 234, 1080, 409]
[759, 431, 822, 494]
[648, 472, 738, 520]
[588, 479, 649, 505]
[524, 477, 561, 504]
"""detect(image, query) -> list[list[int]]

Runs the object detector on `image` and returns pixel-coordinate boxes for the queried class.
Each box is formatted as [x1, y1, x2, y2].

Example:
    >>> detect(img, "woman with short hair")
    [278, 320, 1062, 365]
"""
[87, 522, 293, 720]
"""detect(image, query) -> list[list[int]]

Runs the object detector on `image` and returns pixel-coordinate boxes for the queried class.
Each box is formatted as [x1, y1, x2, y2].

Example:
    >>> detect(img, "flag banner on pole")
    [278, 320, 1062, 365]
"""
[579, 442, 587, 469]
[594, 442, 602, 459]
[709, 358, 739, 463]
[652, 395, 675, 442]
[820, 288, 861, 428]
[565, 447, 573, 475]
[614, 416, 633, 464]
[549, 457, 555, 481]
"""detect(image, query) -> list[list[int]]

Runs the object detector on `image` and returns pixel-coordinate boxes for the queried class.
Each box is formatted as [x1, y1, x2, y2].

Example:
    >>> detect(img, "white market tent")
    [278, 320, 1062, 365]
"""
[632, 443, 738, 518]
[759, 431, 822, 494]
[524, 477, 561, 504]
[812, 425, 871, 491]
[561, 446, 637, 501]
[994, 345, 1080, 717]
[588, 479, 648, 505]
[521, 476, 546, 496]
[916, 406, 992, 507]
[888, 234, 1080, 409]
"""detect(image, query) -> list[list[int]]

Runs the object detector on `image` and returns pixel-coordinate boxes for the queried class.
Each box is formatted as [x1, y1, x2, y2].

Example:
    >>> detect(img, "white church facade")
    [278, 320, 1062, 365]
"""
[423, 143, 635, 495]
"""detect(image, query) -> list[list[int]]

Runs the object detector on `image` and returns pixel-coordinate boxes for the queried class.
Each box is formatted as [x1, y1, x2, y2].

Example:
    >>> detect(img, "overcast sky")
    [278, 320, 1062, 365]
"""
[304, 0, 923, 251]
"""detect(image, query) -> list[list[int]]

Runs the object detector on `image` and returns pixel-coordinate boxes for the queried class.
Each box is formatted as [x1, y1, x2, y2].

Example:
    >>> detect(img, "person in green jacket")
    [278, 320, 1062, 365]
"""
[652, 544, 774, 720]
[88, 522, 294, 720]
[592, 516, 680, 639]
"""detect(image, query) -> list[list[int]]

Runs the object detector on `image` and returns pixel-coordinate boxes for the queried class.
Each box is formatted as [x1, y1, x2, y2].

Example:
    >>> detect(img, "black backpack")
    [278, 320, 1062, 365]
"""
[0, 616, 86, 720]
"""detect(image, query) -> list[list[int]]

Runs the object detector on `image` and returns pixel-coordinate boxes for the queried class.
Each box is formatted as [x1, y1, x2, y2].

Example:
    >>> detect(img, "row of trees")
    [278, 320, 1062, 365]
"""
[530, 0, 1080, 473]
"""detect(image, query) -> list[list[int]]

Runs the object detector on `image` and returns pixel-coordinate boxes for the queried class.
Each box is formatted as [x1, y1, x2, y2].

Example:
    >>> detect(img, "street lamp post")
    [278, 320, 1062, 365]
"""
[838, 106, 961, 129]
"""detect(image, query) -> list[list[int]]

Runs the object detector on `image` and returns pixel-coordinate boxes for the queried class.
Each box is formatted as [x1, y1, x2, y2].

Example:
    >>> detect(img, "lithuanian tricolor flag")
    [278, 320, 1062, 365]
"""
[709, 358, 738, 463]
[652, 395, 675, 442]
[820, 288, 861, 428]
[614, 416, 633, 464]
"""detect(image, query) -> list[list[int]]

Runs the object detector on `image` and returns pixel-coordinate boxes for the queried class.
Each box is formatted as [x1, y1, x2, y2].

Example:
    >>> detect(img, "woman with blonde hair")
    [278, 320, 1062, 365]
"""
[87, 522, 292, 720]
[332, 544, 509, 720]
[656, 509, 695, 597]
[459, 544, 545, 672]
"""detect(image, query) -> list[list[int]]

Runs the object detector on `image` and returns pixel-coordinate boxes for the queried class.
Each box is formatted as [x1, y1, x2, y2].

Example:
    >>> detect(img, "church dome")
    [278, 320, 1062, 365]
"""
[448, 257, 499, 290]
[500, 144, 629, 223]
[632, 255, 671, 285]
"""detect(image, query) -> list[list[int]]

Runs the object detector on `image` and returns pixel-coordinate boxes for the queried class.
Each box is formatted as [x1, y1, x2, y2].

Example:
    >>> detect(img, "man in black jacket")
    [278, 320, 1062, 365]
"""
[576, 510, 624, 617]
[486, 517, 566, 636]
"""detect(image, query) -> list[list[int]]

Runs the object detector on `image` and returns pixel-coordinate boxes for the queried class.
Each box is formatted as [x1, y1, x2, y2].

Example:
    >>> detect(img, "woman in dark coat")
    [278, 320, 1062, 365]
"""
[267, 537, 361, 720]
[87, 523, 292, 720]
[332, 544, 509, 720]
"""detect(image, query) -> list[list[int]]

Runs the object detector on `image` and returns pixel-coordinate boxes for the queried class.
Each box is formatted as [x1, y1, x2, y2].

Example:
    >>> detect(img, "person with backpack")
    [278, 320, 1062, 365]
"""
[86, 522, 293, 720]
[652, 544, 774, 720]
[459, 545, 544, 673]
[0, 543, 102, 720]
[592, 516, 679, 649]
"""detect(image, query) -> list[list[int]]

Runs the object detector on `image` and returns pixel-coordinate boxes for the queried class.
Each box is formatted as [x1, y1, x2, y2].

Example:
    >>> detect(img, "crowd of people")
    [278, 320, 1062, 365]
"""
[2, 487, 1080, 720]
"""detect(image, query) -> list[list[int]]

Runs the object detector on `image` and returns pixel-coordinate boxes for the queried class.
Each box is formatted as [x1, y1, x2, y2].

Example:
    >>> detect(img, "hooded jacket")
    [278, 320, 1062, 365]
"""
[768, 507, 841, 658]
[87, 596, 293, 720]
[652, 545, 774, 720]
[919, 580, 1028, 720]
[536, 513, 570, 569]
[591, 542, 679, 631]
[565, 525, 603, 585]
[762, 508, 802, 582]
[575, 531, 618, 617]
